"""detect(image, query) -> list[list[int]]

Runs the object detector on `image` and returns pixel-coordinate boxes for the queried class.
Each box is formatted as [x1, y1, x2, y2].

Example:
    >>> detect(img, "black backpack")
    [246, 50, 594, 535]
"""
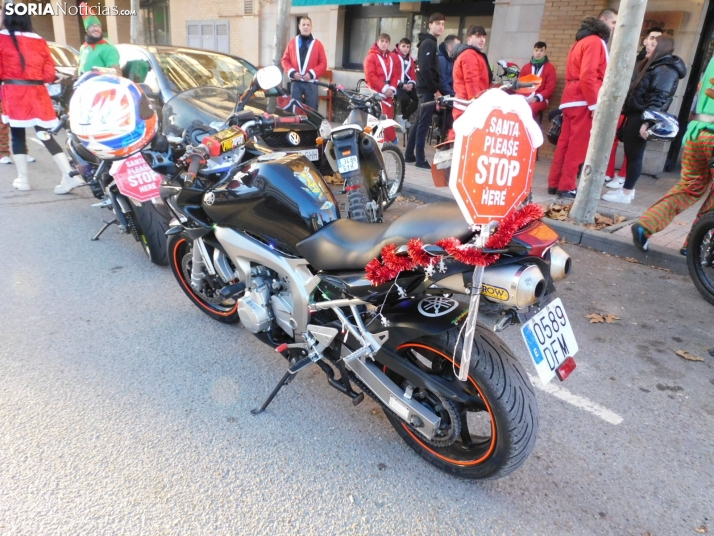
[546, 109, 563, 145]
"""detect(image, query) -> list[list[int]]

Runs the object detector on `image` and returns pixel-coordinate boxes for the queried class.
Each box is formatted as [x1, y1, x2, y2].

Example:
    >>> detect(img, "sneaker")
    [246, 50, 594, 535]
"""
[0, 156, 11, 164]
[547, 187, 558, 195]
[405, 156, 416, 164]
[602, 188, 633, 204]
[27, 156, 36, 163]
[415, 161, 431, 170]
[606, 176, 625, 189]
[631, 222, 650, 252]
[557, 189, 577, 199]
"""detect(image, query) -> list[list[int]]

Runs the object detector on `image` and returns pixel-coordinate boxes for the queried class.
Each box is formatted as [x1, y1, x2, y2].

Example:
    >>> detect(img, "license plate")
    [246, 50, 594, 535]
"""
[287, 148, 319, 161]
[520, 298, 578, 385]
[337, 155, 359, 174]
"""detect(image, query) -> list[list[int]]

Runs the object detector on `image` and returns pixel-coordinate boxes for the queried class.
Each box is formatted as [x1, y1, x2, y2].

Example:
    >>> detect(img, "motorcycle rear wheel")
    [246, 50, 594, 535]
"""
[687, 211, 714, 306]
[346, 174, 378, 223]
[381, 325, 538, 480]
[167, 232, 241, 323]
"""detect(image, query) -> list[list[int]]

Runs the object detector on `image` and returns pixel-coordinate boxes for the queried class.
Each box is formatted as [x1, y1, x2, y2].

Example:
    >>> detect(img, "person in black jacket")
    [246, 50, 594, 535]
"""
[603, 35, 686, 204]
[405, 13, 445, 169]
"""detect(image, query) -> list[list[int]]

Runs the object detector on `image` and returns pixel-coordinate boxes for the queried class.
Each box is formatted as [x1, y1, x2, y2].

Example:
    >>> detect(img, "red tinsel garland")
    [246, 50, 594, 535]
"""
[365, 203, 544, 286]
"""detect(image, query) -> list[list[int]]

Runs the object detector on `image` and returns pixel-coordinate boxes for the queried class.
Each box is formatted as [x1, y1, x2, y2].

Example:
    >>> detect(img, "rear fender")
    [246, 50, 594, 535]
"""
[366, 296, 469, 348]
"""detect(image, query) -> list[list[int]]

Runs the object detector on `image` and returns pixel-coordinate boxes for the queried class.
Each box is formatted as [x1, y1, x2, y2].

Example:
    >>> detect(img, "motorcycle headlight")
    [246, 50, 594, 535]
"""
[47, 83, 62, 97]
[319, 119, 332, 138]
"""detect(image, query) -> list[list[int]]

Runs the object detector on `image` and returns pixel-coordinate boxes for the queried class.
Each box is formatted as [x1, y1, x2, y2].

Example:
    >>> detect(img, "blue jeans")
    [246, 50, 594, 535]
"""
[290, 80, 319, 111]
[406, 94, 435, 164]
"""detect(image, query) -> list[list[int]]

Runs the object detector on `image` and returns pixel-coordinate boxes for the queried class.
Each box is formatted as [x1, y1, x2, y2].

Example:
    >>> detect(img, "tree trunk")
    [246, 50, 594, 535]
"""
[273, 0, 292, 68]
[569, 0, 649, 223]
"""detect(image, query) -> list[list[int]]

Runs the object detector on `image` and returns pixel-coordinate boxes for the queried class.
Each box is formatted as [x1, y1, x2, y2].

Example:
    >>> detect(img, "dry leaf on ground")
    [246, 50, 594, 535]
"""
[586, 313, 620, 324]
[695, 525, 708, 534]
[675, 350, 705, 362]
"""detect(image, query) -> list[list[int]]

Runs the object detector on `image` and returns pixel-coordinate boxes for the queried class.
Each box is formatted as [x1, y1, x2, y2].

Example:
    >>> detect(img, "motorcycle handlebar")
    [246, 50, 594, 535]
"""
[274, 115, 309, 125]
[50, 114, 69, 135]
[184, 151, 205, 187]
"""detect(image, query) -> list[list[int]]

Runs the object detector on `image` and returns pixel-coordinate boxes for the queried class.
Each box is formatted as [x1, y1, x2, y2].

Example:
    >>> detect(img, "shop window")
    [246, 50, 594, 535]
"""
[344, 15, 408, 69]
[186, 21, 230, 54]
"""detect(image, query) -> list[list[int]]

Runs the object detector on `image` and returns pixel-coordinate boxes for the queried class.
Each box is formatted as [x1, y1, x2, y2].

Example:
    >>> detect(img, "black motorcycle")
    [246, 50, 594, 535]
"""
[43, 114, 172, 265]
[160, 66, 577, 480]
[687, 210, 714, 305]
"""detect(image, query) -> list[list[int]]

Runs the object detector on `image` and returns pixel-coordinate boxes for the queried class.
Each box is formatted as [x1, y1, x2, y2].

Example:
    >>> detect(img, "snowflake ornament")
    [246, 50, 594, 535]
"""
[379, 314, 390, 327]
[424, 263, 436, 277]
[396, 284, 407, 299]
[437, 258, 447, 273]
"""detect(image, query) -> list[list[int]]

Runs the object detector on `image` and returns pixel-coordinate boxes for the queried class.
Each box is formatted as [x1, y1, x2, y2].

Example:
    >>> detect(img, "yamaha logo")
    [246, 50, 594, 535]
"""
[287, 131, 301, 146]
[204, 192, 215, 205]
[417, 297, 459, 317]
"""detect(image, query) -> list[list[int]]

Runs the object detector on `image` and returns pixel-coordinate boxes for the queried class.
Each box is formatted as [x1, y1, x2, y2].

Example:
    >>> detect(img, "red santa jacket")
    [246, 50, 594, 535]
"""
[281, 35, 327, 81]
[0, 31, 57, 128]
[364, 43, 398, 94]
[560, 34, 608, 111]
[390, 48, 416, 87]
[452, 45, 490, 120]
[520, 60, 556, 105]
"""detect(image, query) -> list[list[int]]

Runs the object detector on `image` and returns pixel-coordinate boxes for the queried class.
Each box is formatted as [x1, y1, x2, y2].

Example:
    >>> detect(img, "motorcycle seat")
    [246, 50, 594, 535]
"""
[296, 202, 473, 271]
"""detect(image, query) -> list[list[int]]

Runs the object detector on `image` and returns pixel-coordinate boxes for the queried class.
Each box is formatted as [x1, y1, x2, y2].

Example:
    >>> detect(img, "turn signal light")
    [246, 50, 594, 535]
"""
[316, 137, 323, 146]
[364, 126, 373, 134]
[556, 356, 576, 381]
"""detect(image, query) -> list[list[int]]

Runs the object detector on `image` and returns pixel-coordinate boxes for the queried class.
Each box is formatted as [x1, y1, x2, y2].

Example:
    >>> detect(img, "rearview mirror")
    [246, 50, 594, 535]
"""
[255, 65, 283, 91]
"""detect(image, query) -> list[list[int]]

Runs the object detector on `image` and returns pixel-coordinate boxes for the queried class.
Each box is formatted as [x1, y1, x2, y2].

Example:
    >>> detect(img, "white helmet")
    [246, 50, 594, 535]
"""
[69, 75, 157, 160]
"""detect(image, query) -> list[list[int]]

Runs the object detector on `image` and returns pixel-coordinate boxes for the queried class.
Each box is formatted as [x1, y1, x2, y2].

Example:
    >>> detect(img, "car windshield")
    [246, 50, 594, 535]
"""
[149, 48, 279, 96]
[50, 45, 78, 67]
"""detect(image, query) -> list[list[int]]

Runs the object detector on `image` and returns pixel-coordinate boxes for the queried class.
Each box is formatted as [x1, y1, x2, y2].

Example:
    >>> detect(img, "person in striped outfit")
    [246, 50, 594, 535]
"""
[632, 56, 714, 254]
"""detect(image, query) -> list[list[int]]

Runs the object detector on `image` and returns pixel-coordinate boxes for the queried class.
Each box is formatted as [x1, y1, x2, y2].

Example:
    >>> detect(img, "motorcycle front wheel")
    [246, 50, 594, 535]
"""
[380, 144, 405, 210]
[687, 211, 714, 306]
[133, 200, 171, 266]
[379, 325, 539, 480]
[167, 232, 241, 323]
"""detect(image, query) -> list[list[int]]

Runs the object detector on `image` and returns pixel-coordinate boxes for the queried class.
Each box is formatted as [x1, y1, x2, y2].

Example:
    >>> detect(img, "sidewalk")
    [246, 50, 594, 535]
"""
[398, 139, 698, 275]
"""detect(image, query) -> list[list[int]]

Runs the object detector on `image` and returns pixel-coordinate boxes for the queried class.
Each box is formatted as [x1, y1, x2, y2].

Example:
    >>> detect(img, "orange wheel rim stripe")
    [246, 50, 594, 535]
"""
[174, 238, 238, 317]
[396, 342, 497, 466]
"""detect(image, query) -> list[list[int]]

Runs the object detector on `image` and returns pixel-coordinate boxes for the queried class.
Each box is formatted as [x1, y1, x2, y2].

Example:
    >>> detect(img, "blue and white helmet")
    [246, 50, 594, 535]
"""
[642, 110, 679, 141]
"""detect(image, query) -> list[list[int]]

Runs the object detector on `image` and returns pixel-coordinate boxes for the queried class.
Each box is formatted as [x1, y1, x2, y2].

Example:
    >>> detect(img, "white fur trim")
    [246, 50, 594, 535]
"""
[0, 31, 43, 39]
[588, 104, 597, 111]
[309, 69, 316, 80]
[2, 115, 59, 128]
[559, 101, 588, 109]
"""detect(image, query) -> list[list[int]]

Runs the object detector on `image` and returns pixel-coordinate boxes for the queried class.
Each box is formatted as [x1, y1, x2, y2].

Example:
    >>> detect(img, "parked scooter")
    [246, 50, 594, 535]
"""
[161, 65, 576, 480]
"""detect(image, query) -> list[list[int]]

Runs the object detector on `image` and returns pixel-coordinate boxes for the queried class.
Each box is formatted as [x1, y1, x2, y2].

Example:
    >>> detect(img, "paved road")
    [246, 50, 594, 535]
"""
[1, 148, 713, 535]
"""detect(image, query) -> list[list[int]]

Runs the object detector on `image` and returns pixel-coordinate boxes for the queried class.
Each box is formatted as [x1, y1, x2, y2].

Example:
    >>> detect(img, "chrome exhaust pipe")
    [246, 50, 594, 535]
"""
[481, 264, 546, 309]
[550, 245, 572, 282]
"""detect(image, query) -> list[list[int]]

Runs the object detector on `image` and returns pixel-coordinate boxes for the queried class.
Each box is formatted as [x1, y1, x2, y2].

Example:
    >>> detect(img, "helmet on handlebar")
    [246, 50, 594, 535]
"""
[69, 75, 158, 160]
[641, 110, 679, 141]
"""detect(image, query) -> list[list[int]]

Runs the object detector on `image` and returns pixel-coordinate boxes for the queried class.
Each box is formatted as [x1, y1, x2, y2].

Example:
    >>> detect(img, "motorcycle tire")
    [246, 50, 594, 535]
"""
[346, 173, 378, 223]
[686, 211, 714, 306]
[132, 200, 171, 266]
[167, 232, 241, 324]
[379, 325, 538, 480]
[380, 144, 405, 210]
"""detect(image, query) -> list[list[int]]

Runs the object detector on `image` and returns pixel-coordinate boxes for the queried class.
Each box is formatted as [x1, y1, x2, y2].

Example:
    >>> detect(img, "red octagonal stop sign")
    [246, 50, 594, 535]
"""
[110, 152, 163, 202]
[449, 89, 543, 226]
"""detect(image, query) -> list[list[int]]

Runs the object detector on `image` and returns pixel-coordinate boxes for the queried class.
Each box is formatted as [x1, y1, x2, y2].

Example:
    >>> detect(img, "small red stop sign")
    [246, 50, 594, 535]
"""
[111, 153, 163, 202]
[449, 90, 543, 226]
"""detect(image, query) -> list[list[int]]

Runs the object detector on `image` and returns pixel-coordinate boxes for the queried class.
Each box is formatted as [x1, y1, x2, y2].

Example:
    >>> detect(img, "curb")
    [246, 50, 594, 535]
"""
[401, 183, 688, 275]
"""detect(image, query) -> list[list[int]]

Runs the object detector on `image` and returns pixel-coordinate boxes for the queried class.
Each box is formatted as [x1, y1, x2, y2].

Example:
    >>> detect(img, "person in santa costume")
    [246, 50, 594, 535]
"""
[451, 25, 492, 126]
[520, 41, 556, 119]
[363, 34, 399, 143]
[280, 16, 327, 111]
[391, 38, 418, 128]
[0, 7, 82, 194]
[546, 15, 614, 198]
[77, 2, 120, 76]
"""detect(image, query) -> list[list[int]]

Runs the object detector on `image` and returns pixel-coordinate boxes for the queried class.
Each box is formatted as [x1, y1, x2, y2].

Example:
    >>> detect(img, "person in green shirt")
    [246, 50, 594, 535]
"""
[632, 55, 714, 254]
[77, 2, 120, 76]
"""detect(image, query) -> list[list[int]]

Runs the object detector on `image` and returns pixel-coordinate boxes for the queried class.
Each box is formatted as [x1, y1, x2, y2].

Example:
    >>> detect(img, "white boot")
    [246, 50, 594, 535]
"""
[53, 153, 84, 195]
[11, 154, 30, 191]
